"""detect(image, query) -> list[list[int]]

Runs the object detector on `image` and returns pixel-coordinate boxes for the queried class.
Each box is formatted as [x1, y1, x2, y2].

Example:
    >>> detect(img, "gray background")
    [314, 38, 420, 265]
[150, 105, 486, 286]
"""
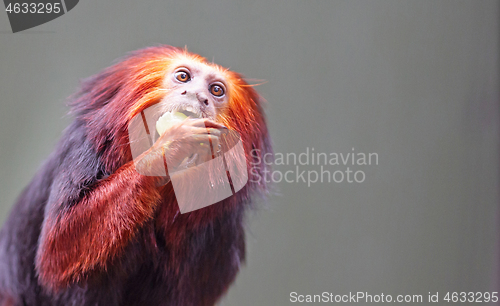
[0, 1, 498, 305]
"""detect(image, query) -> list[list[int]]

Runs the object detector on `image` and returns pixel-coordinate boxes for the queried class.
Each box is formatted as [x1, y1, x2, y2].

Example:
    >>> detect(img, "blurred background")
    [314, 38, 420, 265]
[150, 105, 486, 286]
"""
[0, 1, 498, 305]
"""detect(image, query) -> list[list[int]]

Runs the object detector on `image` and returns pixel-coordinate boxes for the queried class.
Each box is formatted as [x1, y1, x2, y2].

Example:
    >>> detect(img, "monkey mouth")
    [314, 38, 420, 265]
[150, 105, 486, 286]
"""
[175, 106, 203, 119]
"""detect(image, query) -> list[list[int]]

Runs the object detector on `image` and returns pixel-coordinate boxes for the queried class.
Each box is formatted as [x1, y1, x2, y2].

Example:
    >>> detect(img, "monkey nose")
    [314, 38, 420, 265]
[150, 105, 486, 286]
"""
[196, 93, 209, 106]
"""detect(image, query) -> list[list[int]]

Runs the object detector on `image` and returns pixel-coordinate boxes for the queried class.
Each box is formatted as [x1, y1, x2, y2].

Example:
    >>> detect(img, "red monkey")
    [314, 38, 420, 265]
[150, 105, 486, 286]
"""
[0, 46, 271, 305]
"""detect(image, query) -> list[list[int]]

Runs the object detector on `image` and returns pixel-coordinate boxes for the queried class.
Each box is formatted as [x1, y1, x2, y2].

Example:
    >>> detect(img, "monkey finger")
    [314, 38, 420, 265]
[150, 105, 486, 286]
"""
[208, 135, 220, 156]
[207, 128, 222, 137]
[185, 127, 221, 137]
[188, 134, 220, 145]
[188, 118, 227, 130]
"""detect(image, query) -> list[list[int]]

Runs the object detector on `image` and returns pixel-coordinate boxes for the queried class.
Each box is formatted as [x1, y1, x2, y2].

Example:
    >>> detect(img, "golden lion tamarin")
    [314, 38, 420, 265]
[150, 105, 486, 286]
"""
[0, 46, 271, 305]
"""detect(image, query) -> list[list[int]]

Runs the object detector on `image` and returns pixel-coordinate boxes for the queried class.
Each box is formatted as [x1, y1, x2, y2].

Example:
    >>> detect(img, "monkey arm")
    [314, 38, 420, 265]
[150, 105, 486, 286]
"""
[34, 126, 163, 292]
[36, 163, 161, 291]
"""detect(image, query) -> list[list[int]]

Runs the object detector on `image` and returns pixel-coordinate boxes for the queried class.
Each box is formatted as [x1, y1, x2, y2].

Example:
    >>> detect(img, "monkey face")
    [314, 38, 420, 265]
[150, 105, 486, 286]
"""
[127, 55, 249, 213]
[158, 57, 230, 121]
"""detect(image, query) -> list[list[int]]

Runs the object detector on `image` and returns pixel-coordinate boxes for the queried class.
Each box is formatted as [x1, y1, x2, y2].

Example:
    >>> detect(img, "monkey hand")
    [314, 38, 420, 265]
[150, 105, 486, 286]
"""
[135, 118, 226, 177]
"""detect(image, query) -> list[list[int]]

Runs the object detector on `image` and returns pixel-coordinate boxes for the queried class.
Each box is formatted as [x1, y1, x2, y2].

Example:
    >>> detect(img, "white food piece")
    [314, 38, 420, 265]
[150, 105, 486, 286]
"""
[156, 111, 188, 136]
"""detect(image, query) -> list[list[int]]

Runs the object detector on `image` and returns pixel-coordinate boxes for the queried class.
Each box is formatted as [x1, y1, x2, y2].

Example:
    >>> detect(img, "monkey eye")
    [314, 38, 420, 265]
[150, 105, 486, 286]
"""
[210, 84, 225, 97]
[175, 70, 191, 82]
